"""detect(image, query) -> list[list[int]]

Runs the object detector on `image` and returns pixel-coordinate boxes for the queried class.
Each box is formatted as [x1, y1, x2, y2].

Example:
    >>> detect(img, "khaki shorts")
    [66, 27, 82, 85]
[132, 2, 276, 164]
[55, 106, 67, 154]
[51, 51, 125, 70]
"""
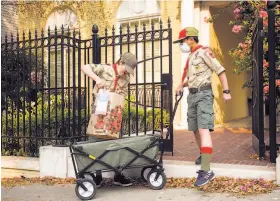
[187, 89, 214, 132]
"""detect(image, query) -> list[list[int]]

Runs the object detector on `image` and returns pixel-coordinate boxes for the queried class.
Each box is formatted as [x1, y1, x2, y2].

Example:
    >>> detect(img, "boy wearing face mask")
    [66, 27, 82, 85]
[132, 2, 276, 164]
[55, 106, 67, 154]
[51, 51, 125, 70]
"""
[81, 52, 137, 188]
[173, 27, 231, 187]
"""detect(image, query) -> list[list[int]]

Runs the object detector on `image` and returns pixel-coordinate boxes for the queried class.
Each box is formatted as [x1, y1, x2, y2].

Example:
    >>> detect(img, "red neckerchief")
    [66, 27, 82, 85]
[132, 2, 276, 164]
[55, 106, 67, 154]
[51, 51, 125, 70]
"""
[112, 63, 119, 91]
[181, 45, 203, 83]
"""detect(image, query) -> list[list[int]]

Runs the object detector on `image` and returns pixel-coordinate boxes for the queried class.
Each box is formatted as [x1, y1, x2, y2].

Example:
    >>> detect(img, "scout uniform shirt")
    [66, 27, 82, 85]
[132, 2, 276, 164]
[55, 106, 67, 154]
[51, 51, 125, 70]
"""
[184, 47, 225, 88]
[89, 63, 130, 97]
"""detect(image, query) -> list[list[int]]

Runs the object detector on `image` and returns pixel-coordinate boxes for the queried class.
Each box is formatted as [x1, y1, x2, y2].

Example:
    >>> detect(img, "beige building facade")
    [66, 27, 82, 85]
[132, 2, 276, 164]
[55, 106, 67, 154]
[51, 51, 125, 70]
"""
[1, 0, 249, 128]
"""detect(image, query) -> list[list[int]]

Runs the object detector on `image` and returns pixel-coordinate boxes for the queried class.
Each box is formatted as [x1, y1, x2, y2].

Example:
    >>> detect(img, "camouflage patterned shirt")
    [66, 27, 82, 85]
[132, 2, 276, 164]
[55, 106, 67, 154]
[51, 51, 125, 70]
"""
[185, 47, 226, 88]
[89, 64, 130, 97]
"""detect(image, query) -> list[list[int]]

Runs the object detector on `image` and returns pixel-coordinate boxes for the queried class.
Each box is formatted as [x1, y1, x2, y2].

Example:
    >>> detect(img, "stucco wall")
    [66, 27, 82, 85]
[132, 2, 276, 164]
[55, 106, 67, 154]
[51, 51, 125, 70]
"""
[209, 6, 249, 124]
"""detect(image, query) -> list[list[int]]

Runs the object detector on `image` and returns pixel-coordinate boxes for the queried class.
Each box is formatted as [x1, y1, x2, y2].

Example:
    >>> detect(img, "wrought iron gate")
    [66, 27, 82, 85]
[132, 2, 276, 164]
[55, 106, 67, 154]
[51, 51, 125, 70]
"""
[1, 21, 174, 156]
[251, 16, 265, 159]
[251, 8, 280, 163]
[267, 9, 280, 163]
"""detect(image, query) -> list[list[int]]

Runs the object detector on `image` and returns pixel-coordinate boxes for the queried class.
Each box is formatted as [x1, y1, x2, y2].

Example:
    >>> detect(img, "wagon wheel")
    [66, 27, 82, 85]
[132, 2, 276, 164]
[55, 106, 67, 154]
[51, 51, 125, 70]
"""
[147, 169, 166, 190]
[75, 178, 97, 200]
[141, 166, 153, 182]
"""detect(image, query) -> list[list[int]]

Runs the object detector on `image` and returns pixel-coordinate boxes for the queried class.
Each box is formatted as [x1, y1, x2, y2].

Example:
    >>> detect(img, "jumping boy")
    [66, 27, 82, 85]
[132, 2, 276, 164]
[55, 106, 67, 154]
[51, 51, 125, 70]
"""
[173, 27, 231, 187]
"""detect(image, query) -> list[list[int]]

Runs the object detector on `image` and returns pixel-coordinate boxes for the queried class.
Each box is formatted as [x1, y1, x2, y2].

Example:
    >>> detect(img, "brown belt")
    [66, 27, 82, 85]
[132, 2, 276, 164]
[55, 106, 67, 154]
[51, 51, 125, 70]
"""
[189, 85, 212, 94]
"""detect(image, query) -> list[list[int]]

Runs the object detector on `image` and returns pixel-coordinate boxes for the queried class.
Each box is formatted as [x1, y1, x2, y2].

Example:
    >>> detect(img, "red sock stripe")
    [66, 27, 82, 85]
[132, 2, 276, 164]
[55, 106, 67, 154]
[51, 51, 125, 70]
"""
[201, 147, 213, 154]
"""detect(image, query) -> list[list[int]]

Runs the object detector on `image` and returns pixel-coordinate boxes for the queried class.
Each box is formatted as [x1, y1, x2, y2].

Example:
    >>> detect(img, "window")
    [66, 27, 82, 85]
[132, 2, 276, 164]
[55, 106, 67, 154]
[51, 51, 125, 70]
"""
[45, 8, 78, 88]
[116, 0, 162, 84]
[118, 17, 161, 83]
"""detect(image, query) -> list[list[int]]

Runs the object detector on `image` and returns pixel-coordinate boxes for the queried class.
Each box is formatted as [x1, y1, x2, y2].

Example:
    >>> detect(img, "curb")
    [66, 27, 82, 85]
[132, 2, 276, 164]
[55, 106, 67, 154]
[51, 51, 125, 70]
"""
[1, 156, 275, 181]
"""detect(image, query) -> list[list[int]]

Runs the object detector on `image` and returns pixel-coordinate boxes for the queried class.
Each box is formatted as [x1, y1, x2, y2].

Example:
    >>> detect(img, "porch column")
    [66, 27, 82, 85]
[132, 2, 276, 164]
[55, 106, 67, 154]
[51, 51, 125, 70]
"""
[199, 2, 210, 46]
[179, 0, 195, 129]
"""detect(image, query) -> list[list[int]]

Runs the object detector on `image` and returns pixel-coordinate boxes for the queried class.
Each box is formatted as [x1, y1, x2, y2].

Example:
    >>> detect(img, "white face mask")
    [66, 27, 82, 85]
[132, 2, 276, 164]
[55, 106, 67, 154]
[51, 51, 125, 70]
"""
[180, 43, 191, 53]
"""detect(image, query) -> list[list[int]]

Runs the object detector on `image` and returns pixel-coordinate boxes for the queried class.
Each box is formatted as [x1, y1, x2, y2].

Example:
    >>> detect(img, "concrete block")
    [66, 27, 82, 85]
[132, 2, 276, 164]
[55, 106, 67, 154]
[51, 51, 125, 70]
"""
[39, 145, 70, 178]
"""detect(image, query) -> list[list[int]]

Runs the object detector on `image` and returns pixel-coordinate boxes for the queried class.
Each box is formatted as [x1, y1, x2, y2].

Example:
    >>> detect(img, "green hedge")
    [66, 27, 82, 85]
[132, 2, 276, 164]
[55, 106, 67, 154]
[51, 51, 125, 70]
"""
[2, 94, 169, 156]
[122, 95, 170, 135]
[1, 93, 87, 157]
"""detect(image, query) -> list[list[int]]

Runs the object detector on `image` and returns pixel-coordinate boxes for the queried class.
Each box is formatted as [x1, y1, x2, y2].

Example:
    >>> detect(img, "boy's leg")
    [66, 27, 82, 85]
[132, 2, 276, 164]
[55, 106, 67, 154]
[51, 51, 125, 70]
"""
[113, 173, 133, 187]
[199, 128, 213, 172]
[187, 94, 201, 164]
[194, 90, 215, 187]
[95, 170, 103, 188]
[193, 131, 202, 165]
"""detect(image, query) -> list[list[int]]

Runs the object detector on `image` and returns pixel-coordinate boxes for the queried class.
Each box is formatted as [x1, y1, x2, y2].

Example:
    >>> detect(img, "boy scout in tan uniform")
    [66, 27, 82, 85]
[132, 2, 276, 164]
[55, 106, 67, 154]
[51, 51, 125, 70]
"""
[89, 63, 130, 97]
[174, 27, 231, 187]
[81, 52, 138, 188]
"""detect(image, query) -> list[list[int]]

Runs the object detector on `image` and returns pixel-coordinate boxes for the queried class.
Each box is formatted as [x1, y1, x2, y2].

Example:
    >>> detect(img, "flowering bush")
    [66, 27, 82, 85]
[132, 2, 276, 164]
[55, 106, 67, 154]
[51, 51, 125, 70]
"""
[206, 1, 280, 106]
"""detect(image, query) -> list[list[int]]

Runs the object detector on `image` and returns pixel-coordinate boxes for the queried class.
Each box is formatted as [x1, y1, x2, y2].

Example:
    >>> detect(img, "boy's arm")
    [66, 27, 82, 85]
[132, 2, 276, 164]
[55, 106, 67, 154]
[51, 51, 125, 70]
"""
[218, 71, 230, 92]
[81, 64, 102, 81]
[182, 80, 188, 88]
[202, 48, 229, 91]
[202, 48, 231, 102]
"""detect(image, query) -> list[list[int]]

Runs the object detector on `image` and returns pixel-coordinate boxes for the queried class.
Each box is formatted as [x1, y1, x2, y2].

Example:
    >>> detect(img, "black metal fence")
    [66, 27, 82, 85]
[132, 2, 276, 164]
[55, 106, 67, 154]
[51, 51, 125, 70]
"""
[251, 16, 265, 159]
[251, 7, 280, 163]
[267, 9, 280, 163]
[1, 20, 174, 157]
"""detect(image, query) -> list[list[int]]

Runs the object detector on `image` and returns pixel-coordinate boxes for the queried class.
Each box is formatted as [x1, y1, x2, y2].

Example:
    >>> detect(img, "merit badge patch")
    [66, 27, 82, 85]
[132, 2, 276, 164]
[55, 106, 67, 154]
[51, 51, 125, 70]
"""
[205, 48, 215, 58]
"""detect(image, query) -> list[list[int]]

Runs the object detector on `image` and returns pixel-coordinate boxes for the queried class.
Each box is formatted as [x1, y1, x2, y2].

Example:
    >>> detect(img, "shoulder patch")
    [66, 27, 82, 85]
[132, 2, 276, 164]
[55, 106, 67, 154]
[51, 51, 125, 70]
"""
[204, 48, 216, 58]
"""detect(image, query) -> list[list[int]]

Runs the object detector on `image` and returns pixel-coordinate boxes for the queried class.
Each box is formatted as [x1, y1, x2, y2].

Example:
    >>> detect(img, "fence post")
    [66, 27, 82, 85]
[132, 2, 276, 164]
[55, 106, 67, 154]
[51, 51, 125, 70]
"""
[168, 18, 173, 155]
[92, 24, 101, 64]
[258, 17, 265, 158]
[268, 9, 277, 163]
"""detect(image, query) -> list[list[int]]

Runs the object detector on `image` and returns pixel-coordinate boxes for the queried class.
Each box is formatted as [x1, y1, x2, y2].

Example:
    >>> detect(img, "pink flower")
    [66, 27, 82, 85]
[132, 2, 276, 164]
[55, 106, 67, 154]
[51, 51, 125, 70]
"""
[238, 42, 248, 49]
[232, 25, 242, 34]
[234, 8, 240, 14]
[245, 40, 251, 45]
[264, 86, 269, 93]
[235, 14, 240, 20]
[204, 17, 209, 23]
[263, 59, 269, 68]
[260, 10, 268, 18]
[240, 186, 247, 191]
[264, 19, 268, 27]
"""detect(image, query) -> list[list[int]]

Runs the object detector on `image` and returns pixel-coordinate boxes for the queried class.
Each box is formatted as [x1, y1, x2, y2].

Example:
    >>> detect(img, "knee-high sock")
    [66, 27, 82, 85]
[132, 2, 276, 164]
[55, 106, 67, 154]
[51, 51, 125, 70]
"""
[200, 147, 213, 171]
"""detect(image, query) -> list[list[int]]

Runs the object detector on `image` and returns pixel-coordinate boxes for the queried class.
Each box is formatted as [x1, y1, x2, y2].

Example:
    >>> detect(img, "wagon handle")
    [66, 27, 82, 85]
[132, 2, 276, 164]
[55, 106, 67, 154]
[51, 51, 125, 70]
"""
[165, 92, 183, 140]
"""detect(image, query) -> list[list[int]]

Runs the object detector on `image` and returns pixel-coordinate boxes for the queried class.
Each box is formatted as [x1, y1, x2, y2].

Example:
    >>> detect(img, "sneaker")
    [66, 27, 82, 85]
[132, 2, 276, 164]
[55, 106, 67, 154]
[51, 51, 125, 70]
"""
[195, 155, 202, 165]
[194, 170, 215, 187]
[113, 174, 133, 187]
[94, 174, 103, 188]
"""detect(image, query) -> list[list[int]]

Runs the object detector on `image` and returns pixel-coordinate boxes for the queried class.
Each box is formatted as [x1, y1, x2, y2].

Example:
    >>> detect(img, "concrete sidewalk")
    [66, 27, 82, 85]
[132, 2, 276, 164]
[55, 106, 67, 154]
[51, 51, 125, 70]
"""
[2, 184, 280, 201]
